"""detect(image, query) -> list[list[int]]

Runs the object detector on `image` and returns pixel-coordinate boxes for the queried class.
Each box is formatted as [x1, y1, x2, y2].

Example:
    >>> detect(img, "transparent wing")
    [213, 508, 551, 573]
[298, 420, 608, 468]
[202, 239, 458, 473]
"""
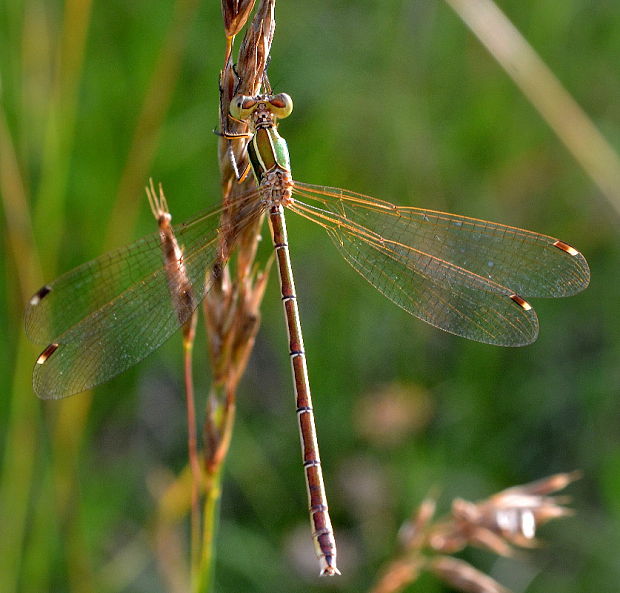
[25, 191, 265, 399]
[293, 182, 590, 298]
[289, 182, 589, 346]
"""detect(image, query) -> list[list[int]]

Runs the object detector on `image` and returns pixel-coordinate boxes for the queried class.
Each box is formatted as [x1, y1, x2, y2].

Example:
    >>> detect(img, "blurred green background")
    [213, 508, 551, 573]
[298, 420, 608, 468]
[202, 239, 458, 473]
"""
[1, 0, 619, 592]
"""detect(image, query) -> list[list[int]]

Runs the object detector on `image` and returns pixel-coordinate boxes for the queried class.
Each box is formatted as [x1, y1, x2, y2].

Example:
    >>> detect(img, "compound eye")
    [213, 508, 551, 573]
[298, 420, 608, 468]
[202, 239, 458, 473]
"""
[268, 93, 293, 119]
[229, 95, 257, 120]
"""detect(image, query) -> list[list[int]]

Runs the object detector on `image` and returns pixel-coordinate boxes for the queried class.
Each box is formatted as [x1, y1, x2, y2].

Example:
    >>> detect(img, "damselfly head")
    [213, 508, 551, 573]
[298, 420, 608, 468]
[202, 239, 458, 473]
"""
[229, 92, 293, 122]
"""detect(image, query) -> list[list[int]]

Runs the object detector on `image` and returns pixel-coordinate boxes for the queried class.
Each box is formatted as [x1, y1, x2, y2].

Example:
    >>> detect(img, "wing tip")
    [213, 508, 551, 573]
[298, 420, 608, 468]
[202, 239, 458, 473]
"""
[504, 293, 539, 346]
[552, 240, 591, 293]
[25, 285, 53, 341]
[33, 343, 65, 400]
[509, 293, 532, 311]
[552, 240, 579, 257]
[29, 284, 52, 306]
[36, 342, 60, 365]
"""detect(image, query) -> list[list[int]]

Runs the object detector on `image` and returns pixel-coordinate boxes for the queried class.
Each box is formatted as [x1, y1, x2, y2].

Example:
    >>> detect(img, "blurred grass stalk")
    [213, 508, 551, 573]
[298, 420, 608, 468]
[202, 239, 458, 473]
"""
[1, 2, 95, 592]
[103, 0, 201, 251]
[445, 0, 620, 215]
[1, 0, 200, 591]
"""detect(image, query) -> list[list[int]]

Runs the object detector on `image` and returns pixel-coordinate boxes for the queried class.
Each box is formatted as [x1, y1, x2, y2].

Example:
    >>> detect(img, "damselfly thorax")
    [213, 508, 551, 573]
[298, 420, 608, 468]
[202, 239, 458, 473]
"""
[228, 92, 294, 206]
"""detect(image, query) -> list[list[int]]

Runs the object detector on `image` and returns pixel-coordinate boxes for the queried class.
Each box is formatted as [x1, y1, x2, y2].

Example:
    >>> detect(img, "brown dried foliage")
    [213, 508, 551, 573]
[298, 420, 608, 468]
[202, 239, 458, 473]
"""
[371, 472, 580, 593]
[203, 0, 275, 470]
[221, 0, 256, 41]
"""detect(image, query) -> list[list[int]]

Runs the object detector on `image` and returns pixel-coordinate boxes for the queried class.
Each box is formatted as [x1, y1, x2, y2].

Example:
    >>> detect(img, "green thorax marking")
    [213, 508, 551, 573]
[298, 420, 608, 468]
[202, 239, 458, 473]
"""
[248, 127, 291, 182]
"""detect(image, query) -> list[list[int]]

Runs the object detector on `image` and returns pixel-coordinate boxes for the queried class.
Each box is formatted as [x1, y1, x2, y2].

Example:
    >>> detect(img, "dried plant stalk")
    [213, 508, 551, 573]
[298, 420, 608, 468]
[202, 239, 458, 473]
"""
[196, 1, 276, 589]
[429, 557, 510, 593]
[221, 0, 257, 62]
[204, 0, 275, 468]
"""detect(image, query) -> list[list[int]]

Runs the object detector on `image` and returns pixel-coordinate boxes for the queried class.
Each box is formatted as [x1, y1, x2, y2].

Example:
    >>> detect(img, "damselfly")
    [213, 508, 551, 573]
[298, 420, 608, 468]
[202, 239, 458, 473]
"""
[25, 90, 590, 576]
